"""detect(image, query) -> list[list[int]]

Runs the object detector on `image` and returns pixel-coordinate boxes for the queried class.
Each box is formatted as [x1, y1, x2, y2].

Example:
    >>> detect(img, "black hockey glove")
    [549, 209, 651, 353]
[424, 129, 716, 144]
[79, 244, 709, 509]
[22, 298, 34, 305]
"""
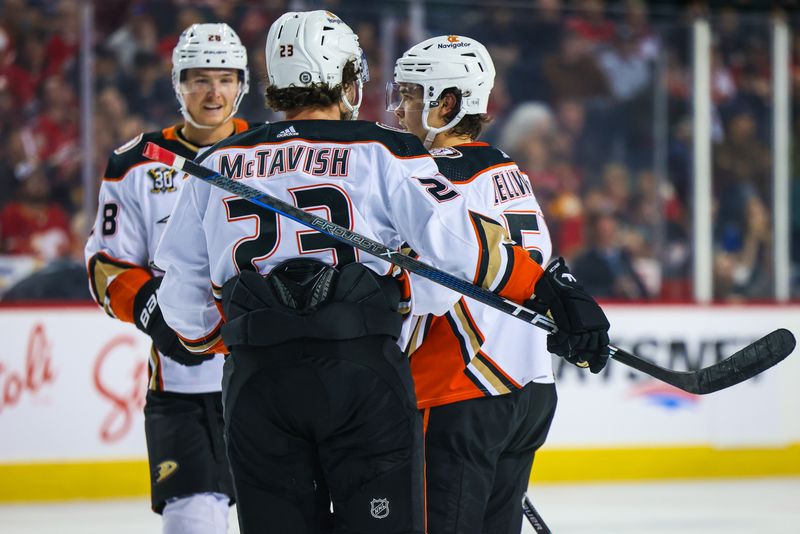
[530, 257, 610, 374]
[133, 277, 213, 367]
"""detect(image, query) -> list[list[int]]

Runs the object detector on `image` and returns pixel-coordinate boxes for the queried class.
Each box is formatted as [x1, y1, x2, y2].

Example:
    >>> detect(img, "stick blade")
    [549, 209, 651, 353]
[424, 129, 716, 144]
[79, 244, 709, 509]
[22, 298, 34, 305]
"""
[142, 142, 175, 166]
[695, 328, 796, 394]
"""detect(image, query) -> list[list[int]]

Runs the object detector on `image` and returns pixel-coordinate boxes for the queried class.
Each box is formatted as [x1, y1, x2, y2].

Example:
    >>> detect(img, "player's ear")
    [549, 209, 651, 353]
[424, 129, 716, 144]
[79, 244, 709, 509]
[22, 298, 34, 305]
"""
[433, 91, 459, 126]
[441, 92, 458, 114]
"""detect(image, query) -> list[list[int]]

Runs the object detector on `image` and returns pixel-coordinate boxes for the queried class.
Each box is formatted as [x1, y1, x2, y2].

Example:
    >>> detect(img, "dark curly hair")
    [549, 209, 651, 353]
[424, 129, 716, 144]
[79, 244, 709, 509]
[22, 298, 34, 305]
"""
[440, 88, 492, 139]
[266, 60, 358, 112]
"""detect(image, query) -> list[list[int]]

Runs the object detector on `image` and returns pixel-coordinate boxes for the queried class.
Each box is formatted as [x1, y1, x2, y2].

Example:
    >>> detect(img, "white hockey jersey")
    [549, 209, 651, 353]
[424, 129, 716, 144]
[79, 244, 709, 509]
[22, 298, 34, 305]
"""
[403, 143, 554, 409]
[85, 120, 251, 393]
[153, 121, 546, 354]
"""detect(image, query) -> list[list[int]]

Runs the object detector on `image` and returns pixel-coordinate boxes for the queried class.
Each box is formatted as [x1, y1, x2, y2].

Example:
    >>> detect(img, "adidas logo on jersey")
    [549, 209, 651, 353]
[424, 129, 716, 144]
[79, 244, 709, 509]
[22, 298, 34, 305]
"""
[277, 125, 299, 138]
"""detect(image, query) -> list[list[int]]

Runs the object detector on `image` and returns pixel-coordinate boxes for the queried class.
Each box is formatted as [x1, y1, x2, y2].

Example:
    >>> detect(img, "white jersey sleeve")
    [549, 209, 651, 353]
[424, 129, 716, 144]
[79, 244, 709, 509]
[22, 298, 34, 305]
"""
[405, 144, 554, 408]
[154, 178, 227, 353]
[84, 126, 250, 393]
[153, 121, 545, 354]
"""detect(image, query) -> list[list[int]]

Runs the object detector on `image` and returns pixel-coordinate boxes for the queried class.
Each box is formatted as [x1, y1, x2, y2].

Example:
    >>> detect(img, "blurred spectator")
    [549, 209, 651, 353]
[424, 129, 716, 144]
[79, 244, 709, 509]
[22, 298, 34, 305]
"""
[157, 6, 206, 60]
[29, 75, 80, 207]
[715, 109, 771, 206]
[465, 4, 523, 72]
[596, 162, 632, 216]
[542, 30, 610, 102]
[3, 29, 48, 111]
[505, 0, 563, 104]
[596, 25, 653, 165]
[106, 9, 158, 71]
[597, 26, 651, 104]
[548, 162, 585, 260]
[42, 0, 79, 76]
[95, 45, 130, 93]
[571, 211, 649, 300]
[0, 168, 72, 261]
[552, 98, 604, 179]
[566, 0, 615, 47]
[498, 102, 560, 202]
[0, 0, 786, 302]
[714, 195, 772, 300]
[624, 0, 659, 61]
[123, 51, 174, 124]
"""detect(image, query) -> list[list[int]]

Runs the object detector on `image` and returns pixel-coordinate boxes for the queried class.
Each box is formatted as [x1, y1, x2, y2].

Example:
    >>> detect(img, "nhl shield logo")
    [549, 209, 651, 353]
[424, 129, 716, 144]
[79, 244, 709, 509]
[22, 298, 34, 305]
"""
[370, 498, 390, 519]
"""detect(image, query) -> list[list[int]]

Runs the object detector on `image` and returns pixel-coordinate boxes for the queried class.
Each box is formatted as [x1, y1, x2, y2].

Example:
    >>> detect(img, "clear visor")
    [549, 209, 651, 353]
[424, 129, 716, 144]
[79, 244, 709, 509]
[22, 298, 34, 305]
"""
[385, 81, 425, 112]
[179, 70, 241, 96]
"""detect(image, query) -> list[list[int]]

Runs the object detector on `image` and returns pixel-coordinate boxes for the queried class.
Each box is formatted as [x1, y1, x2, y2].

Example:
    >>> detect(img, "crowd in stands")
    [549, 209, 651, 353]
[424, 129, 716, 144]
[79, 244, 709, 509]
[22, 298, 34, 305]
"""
[0, 0, 796, 302]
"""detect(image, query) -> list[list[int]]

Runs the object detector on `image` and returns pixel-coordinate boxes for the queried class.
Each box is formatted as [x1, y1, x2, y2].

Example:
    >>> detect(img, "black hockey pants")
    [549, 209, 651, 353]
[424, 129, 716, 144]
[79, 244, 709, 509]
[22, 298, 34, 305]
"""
[222, 336, 425, 534]
[423, 382, 557, 534]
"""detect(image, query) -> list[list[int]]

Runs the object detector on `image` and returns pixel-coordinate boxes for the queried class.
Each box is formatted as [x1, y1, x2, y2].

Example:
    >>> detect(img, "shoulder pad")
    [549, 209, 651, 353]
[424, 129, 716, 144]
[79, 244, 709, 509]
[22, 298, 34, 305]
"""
[103, 130, 195, 181]
[195, 123, 271, 164]
[375, 122, 407, 133]
[429, 147, 463, 159]
[198, 121, 429, 161]
[433, 144, 515, 183]
[113, 133, 144, 155]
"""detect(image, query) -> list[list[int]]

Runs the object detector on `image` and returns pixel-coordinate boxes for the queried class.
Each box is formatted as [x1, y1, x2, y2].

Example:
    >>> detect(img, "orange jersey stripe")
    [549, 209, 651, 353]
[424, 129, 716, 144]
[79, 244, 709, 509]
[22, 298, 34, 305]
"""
[457, 162, 517, 185]
[101, 160, 154, 182]
[496, 246, 543, 303]
[410, 315, 486, 408]
[177, 322, 228, 355]
[107, 268, 152, 323]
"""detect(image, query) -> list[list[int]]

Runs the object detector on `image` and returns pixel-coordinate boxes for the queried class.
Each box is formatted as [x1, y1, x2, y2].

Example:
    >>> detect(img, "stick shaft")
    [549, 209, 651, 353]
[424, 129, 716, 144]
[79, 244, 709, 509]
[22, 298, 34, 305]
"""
[147, 143, 555, 331]
[522, 494, 551, 533]
[144, 142, 795, 395]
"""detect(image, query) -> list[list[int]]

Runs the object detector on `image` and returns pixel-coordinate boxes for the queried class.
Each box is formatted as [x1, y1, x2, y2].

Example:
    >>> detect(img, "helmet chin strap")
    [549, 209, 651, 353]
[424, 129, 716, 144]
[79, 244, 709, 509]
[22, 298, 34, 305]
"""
[341, 79, 364, 120]
[421, 104, 467, 149]
[182, 109, 216, 130]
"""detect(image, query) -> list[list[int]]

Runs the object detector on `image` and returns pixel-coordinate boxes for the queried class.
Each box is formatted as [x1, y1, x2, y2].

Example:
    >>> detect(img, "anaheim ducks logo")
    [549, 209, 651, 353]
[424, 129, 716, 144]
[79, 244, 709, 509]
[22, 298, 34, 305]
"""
[447, 35, 460, 43]
[155, 460, 179, 483]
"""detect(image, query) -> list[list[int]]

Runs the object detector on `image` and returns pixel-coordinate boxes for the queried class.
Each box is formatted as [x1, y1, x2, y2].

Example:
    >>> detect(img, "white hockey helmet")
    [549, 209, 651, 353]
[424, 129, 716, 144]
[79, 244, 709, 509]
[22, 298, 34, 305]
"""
[265, 10, 369, 119]
[172, 23, 250, 129]
[390, 35, 495, 147]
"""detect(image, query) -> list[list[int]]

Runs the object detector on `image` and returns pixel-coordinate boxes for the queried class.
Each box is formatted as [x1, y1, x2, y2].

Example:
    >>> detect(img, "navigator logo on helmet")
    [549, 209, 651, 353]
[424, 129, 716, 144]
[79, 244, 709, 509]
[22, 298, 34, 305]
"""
[171, 23, 250, 129]
[265, 10, 369, 120]
[389, 35, 495, 148]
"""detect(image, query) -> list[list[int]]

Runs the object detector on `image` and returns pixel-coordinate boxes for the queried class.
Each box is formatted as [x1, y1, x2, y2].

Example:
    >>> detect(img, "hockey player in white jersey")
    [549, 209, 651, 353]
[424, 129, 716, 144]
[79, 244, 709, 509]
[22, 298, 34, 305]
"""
[388, 35, 609, 533]
[85, 23, 254, 534]
[154, 11, 609, 534]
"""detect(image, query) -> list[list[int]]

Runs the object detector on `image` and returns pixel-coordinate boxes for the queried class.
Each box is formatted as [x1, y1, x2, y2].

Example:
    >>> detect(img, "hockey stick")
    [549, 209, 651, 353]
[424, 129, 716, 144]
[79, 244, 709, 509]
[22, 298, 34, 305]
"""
[143, 142, 796, 394]
[522, 494, 551, 533]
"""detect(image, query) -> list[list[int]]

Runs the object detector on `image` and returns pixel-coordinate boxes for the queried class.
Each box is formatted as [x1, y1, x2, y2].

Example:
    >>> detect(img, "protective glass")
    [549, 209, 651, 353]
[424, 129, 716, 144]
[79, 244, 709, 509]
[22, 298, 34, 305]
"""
[385, 82, 425, 112]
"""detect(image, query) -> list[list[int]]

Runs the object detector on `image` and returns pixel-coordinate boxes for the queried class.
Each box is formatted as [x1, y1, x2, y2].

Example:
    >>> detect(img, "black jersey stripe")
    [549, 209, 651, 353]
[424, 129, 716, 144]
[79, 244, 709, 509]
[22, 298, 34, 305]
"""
[463, 367, 492, 397]
[444, 312, 473, 366]
[474, 350, 517, 392]
[493, 243, 516, 298]
[179, 323, 223, 353]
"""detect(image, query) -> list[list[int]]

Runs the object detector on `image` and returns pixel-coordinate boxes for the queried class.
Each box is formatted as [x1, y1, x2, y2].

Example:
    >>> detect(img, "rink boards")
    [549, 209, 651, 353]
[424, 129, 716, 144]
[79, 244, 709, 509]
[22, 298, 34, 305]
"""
[0, 304, 798, 501]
